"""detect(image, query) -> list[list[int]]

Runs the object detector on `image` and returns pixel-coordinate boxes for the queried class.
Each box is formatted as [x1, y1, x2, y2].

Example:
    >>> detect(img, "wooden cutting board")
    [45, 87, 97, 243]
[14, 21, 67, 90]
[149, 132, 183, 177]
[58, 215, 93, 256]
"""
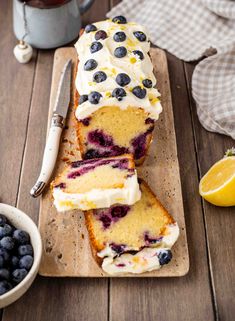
[38, 47, 189, 277]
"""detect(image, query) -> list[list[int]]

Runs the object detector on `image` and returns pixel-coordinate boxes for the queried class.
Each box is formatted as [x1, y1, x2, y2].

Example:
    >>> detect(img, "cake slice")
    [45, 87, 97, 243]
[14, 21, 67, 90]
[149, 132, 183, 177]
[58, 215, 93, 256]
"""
[85, 179, 179, 275]
[74, 16, 162, 165]
[51, 154, 141, 212]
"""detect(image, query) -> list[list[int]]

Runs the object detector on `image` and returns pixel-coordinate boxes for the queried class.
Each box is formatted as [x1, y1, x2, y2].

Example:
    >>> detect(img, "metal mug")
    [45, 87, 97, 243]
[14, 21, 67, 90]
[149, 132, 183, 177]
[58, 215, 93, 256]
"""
[13, 0, 94, 49]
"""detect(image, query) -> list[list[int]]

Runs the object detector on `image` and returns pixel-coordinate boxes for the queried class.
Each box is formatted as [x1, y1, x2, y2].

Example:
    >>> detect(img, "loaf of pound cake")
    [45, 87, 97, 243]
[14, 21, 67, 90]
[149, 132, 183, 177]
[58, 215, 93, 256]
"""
[85, 179, 179, 275]
[74, 15, 162, 165]
[51, 154, 141, 211]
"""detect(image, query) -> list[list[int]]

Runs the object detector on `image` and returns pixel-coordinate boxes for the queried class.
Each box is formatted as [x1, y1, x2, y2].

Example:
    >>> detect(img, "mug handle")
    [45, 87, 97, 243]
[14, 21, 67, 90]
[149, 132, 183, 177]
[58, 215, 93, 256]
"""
[79, 0, 95, 14]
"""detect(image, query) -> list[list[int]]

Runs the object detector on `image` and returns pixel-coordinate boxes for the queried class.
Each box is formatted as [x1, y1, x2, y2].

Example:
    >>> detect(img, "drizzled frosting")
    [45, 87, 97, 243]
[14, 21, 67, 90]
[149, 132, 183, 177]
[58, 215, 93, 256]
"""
[74, 19, 162, 120]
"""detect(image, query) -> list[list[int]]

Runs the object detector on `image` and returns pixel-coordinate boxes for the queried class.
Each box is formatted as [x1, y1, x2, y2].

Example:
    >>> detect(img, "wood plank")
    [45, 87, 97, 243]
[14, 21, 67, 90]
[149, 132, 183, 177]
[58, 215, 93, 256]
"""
[0, 0, 37, 205]
[109, 53, 215, 321]
[38, 47, 188, 277]
[2, 49, 108, 321]
[184, 61, 235, 321]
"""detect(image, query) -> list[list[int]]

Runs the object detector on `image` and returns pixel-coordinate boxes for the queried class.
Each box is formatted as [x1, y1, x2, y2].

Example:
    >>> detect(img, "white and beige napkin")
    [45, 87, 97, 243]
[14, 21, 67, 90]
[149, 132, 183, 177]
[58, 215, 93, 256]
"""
[107, 0, 235, 139]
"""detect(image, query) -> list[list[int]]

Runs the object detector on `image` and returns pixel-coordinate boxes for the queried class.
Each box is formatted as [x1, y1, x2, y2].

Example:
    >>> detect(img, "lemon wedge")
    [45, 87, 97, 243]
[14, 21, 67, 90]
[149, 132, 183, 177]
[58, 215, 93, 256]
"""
[199, 156, 235, 206]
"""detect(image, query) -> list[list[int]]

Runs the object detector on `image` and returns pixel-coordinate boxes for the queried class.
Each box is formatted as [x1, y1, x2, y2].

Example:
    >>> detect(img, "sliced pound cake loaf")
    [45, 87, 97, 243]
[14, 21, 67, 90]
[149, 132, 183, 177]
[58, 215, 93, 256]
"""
[85, 179, 179, 275]
[51, 154, 141, 212]
[74, 16, 162, 165]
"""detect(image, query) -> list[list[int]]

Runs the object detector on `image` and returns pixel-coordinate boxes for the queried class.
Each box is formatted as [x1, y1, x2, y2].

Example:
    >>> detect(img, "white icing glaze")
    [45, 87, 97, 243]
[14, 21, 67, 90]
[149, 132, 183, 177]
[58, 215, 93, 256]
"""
[98, 222, 179, 275]
[53, 172, 141, 212]
[74, 19, 162, 120]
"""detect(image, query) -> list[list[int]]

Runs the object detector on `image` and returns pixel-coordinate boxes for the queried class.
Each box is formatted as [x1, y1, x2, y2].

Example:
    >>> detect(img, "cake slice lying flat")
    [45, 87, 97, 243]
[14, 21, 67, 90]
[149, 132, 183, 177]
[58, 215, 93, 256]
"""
[85, 180, 179, 275]
[51, 154, 141, 212]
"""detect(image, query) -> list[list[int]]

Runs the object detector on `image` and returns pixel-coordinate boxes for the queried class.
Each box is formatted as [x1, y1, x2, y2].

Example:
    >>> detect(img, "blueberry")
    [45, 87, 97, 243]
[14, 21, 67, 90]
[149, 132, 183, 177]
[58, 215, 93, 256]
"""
[0, 268, 10, 280]
[90, 41, 103, 53]
[18, 244, 33, 257]
[142, 79, 152, 88]
[112, 15, 127, 24]
[112, 87, 126, 101]
[132, 86, 147, 99]
[133, 31, 147, 42]
[13, 229, 30, 245]
[111, 205, 130, 218]
[11, 256, 19, 269]
[88, 130, 113, 147]
[84, 59, 98, 71]
[132, 50, 144, 60]
[12, 268, 28, 284]
[0, 236, 15, 251]
[85, 24, 97, 33]
[80, 117, 91, 126]
[19, 255, 33, 270]
[113, 31, 126, 42]
[95, 30, 107, 40]
[114, 46, 127, 58]
[0, 280, 12, 295]
[0, 248, 10, 263]
[0, 214, 7, 226]
[0, 256, 4, 268]
[79, 94, 88, 105]
[0, 224, 13, 239]
[88, 91, 102, 104]
[158, 250, 172, 265]
[116, 73, 131, 86]
[99, 215, 111, 229]
[93, 71, 107, 83]
[84, 149, 101, 159]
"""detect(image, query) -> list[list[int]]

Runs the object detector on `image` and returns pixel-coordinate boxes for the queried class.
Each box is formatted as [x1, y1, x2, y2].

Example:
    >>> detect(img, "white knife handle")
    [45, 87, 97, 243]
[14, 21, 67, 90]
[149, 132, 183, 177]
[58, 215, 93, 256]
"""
[30, 114, 64, 198]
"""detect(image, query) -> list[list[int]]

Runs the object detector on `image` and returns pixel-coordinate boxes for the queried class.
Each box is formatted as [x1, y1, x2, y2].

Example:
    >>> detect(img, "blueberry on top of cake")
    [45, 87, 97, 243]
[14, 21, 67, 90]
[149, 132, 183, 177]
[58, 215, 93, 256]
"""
[85, 180, 179, 275]
[51, 154, 141, 211]
[74, 17, 162, 121]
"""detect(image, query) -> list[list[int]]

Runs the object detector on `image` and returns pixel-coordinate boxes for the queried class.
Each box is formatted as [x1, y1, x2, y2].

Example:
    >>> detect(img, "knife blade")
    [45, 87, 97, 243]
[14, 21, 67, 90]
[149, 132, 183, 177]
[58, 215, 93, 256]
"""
[30, 59, 72, 198]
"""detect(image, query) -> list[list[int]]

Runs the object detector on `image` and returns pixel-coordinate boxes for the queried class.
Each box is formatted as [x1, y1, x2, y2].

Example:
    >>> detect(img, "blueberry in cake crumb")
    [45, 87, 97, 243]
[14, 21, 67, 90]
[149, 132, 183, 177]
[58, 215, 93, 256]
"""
[145, 117, 155, 124]
[112, 87, 126, 101]
[132, 50, 144, 60]
[90, 41, 103, 53]
[88, 91, 102, 104]
[132, 86, 147, 99]
[142, 79, 153, 88]
[54, 182, 66, 189]
[95, 30, 107, 40]
[133, 31, 147, 42]
[114, 46, 127, 58]
[111, 205, 130, 218]
[84, 59, 98, 71]
[158, 250, 172, 265]
[113, 31, 126, 42]
[111, 243, 126, 255]
[112, 15, 127, 24]
[85, 24, 97, 33]
[100, 215, 112, 229]
[84, 149, 101, 159]
[79, 94, 88, 104]
[88, 129, 113, 147]
[80, 117, 91, 126]
[93, 71, 107, 83]
[116, 73, 131, 86]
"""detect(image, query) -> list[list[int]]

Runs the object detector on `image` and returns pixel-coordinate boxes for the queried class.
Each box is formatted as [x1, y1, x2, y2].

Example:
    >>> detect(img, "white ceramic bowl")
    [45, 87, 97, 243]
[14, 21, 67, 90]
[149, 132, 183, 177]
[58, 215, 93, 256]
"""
[0, 203, 42, 308]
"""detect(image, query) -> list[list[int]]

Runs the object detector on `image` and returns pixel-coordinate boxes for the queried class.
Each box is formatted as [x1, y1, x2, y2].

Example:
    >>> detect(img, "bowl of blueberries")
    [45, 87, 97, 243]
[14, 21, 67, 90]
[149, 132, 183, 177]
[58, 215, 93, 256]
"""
[0, 203, 42, 308]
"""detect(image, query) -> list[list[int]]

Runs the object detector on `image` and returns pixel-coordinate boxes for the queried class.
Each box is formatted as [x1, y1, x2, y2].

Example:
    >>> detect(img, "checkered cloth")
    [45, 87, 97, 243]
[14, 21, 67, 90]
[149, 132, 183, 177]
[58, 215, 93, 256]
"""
[107, 0, 235, 139]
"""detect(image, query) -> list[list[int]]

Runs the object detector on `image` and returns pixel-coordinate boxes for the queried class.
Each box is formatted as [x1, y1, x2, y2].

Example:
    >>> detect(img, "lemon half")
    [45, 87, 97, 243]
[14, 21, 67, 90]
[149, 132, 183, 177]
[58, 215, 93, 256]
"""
[199, 156, 235, 207]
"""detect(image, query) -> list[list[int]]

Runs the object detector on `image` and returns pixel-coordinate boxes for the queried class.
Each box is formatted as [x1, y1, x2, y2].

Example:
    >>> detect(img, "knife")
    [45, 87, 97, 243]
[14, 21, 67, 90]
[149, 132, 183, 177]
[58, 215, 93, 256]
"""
[30, 59, 72, 198]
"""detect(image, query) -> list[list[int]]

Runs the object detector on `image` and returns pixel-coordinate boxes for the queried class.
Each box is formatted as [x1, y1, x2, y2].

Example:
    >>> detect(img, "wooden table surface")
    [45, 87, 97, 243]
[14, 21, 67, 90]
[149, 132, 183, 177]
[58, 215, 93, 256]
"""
[0, 0, 234, 320]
